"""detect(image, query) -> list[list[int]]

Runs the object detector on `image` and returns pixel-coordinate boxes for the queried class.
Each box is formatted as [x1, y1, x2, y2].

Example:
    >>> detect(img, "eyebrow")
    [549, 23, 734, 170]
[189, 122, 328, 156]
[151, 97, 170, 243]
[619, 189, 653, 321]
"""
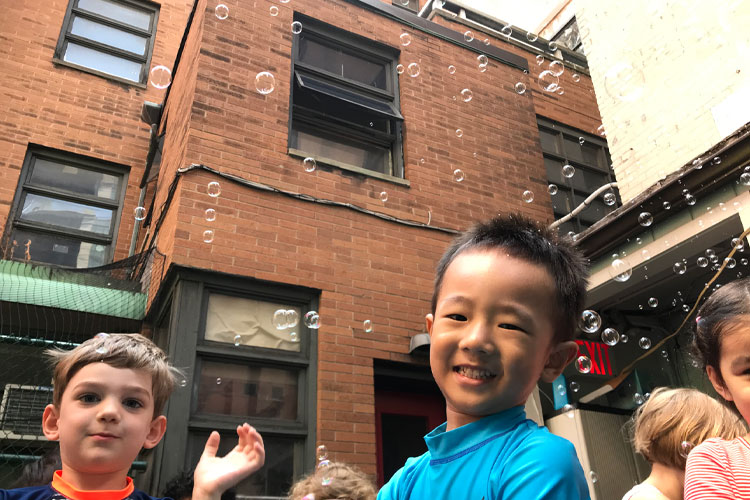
[439, 295, 535, 324]
[731, 356, 750, 370]
[71, 381, 152, 399]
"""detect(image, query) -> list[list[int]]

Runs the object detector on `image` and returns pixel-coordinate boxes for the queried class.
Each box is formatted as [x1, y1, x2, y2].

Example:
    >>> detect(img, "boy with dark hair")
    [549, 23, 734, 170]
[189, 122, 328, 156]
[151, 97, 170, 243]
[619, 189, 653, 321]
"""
[379, 214, 591, 499]
[1, 333, 264, 500]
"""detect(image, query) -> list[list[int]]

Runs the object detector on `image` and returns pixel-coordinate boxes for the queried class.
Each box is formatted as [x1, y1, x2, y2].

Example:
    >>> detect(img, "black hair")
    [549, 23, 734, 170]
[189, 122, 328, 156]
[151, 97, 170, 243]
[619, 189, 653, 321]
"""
[162, 469, 236, 500]
[12, 447, 61, 488]
[692, 277, 750, 395]
[431, 213, 589, 343]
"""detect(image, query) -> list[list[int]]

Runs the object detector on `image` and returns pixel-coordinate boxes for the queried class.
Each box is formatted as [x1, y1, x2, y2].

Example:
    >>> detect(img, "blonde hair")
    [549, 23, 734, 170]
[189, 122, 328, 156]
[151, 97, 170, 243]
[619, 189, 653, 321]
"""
[630, 387, 747, 469]
[46, 333, 180, 417]
[288, 462, 376, 500]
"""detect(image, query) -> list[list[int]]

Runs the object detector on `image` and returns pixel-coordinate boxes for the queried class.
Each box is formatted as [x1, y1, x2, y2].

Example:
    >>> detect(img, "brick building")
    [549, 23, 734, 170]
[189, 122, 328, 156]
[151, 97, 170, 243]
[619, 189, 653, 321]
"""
[0, 0, 607, 497]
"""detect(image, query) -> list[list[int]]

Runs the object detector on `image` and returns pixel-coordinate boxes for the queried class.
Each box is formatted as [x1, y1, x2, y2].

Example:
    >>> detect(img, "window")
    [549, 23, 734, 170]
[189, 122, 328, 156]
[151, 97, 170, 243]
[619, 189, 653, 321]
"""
[392, 0, 419, 13]
[552, 17, 584, 55]
[54, 0, 159, 85]
[537, 117, 616, 235]
[5, 148, 128, 268]
[290, 14, 405, 179]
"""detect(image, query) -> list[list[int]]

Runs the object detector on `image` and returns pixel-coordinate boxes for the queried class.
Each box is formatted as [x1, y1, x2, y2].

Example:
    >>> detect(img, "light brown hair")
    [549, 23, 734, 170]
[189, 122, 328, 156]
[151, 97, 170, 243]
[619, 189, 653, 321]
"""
[46, 333, 180, 417]
[630, 387, 747, 469]
[288, 462, 376, 500]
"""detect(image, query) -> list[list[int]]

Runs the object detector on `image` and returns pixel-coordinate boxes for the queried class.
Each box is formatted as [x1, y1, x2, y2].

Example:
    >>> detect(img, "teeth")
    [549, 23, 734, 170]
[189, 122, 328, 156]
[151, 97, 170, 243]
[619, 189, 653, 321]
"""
[458, 366, 493, 379]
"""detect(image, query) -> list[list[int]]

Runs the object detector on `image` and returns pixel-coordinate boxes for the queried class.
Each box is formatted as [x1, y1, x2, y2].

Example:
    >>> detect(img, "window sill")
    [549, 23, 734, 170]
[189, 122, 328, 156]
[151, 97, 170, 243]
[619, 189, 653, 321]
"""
[52, 58, 148, 89]
[288, 149, 410, 187]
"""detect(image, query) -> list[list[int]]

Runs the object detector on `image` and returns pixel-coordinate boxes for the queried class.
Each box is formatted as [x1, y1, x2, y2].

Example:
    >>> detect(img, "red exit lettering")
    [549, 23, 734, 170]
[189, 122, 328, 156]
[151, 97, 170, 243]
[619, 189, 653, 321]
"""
[574, 340, 613, 376]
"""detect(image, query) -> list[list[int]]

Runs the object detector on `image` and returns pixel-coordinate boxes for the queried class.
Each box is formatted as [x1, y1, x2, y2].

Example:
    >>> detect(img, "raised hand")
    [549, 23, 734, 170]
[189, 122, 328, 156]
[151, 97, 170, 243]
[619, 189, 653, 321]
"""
[192, 423, 265, 500]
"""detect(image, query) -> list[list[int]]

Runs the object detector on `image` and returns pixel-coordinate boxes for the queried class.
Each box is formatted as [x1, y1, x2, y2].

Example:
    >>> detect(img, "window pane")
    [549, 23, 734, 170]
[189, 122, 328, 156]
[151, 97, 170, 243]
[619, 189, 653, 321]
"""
[195, 360, 298, 420]
[296, 130, 389, 174]
[581, 142, 603, 168]
[30, 159, 121, 201]
[71, 16, 148, 55]
[63, 42, 142, 82]
[20, 193, 113, 235]
[188, 433, 295, 497]
[298, 36, 387, 89]
[538, 128, 560, 155]
[205, 294, 302, 352]
[10, 228, 108, 268]
[77, 0, 152, 30]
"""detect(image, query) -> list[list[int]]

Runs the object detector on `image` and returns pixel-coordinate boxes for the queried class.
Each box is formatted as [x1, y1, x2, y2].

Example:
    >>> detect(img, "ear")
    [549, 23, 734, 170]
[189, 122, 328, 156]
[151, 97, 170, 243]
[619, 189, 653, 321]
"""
[706, 365, 733, 401]
[540, 341, 579, 383]
[142, 415, 167, 449]
[42, 404, 61, 441]
[425, 314, 434, 336]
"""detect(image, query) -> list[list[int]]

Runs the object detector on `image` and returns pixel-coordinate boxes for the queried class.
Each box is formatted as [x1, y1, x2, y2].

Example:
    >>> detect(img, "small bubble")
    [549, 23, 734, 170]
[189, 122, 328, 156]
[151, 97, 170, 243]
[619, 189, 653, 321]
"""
[527, 32, 538, 42]
[697, 256, 708, 267]
[478, 65, 487, 73]
[740, 173, 750, 185]
[601, 328, 620, 346]
[732, 237, 745, 252]
[477, 54, 488, 66]
[570, 381, 580, 392]
[448, 65, 456, 74]
[317, 444, 328, 461]
[743, 258, 749, 266]
[548, 184, 558, 195]
[638, 337, 652, 350]
[291, 21, 302, 34]
[290, 331, 299, 342]
[255, 71, 275, 94]
[455, 128, 463, 138]
[149, 65, 172, 89]
[522, 190, 534, 203]
[400, 33, 411, 46]
[578, 137, 585, 146]
[680, 441, 694, 458]
[575, 355, 592, 374]
[304, 311, 321, 329]
[483, 38, 490, 45]
[379, 191, 388, 202]
[179, 379, 187, 388]
[464, 31, 474, 42]
[460, 89, 473, 102]
[134, 206, 146, 221]
[286, 310, 299, 328]
[673, 262, 687, 274]
[548, 41, 558, 52]
[500, 25, 512, 37]
[396, 64, 404, 74]
[273, 309, 288, 330]
[603, 192, 616, 206]
[536, 54, 545, 65]
[725, 257, 737, 269]
[685, 193, 697, 206]
[713, 156, 722, 165]
[216, 377, 222, 385]
[638, 212, 653, 227]
[205, 208, 216, 222]
[663, 201, 671, 210]
[549, 60, 564, 77]
[303, 157, 316, 172]
[514, 82, 526, 94]
[556, 87, 564, 95]
[538, 70, 559, 92]
[621, 334, 629, 343]
[207, 181, 221, 197]
[597, 124, 606, 136]
[407, 62, 420, 77]
[556, 383, 565, 396]
[215, 4, 229, 19]
[589, 471, 599, 484]
[572, 73, 581, 82]
[234, 335, 241, 346]
[269, 5, 278, 16]
[579, 310, 602, 334]
[633, 393, 645, 405]
[611, 259, 632, 282]
[453, 169, 465, 182]
[682, 304, 690, 312]
[648, 297, 658, 308]
[706, 248, 717, 257]
[203, 230, 215, 243]
[363, 319, 373, 333]
[562, 164, 575, 178]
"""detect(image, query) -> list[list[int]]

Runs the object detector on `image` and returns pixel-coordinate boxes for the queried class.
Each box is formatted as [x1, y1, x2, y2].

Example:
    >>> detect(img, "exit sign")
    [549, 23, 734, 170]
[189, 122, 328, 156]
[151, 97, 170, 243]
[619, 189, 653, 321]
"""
[575, 340, 613, 376]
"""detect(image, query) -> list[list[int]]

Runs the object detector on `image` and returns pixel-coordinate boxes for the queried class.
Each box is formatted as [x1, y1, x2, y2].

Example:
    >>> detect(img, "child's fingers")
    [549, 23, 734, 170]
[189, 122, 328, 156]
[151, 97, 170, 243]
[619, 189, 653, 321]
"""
[201, 430, 221, 459]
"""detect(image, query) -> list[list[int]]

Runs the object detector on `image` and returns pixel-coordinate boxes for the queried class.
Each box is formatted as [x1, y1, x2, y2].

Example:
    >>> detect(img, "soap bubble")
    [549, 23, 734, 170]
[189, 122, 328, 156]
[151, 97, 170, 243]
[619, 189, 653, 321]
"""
[453, 169, 465, 182]
[682, 304, 690, 312]
[680, 441, 694, 458]
[572, 73, 581, 82]
[464, 31, 474, 42]
[317, 444, 328, 461]
[601, 328, 620, 346]
[548, 41, 558, 52]
[363, 319, 373, 333]
[396, 64, 404, 74]
[556, 383, 565, 396]
[638, 212, 653, 227]
[407, 63, 420, 77]
[562, 164, 575, 178]
[538, 70, 559, 92]
[234, 335, 241, 346]
[500, 25, 512, 37]
[611, 259, 632, 282]
[536, 55, 545, 65]
[527, 32, 538, 42]
[290, 332, 299, 342]
[562, 403, 574, 417]
[556, 87, 564, 95]
[149, 65, 172, 89]
[207, 181, 221, 197]
[578, 137, 585, 146]
[477, 54, 489, 66]
[633, 393, 645, 405]
[575, 355, 592, 374]
[179, 379, 188, 388]
[304, 311, 320, 329]
[732, 237, 745, 252]
[216, 377, 222, 385]
[448, 65, 456, 74]
[379, 191, 388, 202]
[205, 208, 216, 222]
[460, 89, 473, 102]
[697, 256, 709, 267]
[522, 190, 534, 203]
[269, 5, 278, 16]
[548, 184, 558, 195]
[203, 230, 215, 243]
[95, 332, 108, 354]
[400, 33, 411, 46]
[663, 201, 671, 210]
[638, 337, 652, 350]
[621, 334, 629, 343]
[597, 124, 606, 136]
[673, 262, 687, 274]
[603, 192, 616, 206]
[713, 156, 722, 165]
[725, 257, 737, 269]
[215, 4, 229, 19]
[303, 157, 316, 172]
[255, 71, 275, 94]
[273, 309, 288, 330]
[589, 471, 599, 484]
[515, 82, 526, 94]
[134, 206, 147, 221]
[291, 21, 302, 34]
[579, 310, 602, 334]
[648, 297, 658, 308]
[685, 193, 697, 206]
[570, 381, 580, 393]
[604, 62, 645, 102]
[548, 60, 564, 77]
[286, 310, 299, 328]
[740, 172, 750, 185]
[455, 128, 463, 138]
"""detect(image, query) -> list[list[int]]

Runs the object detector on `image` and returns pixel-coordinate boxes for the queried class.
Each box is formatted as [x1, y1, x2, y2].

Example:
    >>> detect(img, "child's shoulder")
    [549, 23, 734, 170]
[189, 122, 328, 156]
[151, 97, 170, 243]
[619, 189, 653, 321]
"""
[0, 485, 55, 499]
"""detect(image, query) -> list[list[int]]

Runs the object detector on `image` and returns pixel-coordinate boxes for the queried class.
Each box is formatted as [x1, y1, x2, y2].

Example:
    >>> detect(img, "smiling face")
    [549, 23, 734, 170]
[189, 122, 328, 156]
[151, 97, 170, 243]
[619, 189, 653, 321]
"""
[428, 249, 577, 430]
[707, 320, 750, 426]
[42, 362, 166, 488]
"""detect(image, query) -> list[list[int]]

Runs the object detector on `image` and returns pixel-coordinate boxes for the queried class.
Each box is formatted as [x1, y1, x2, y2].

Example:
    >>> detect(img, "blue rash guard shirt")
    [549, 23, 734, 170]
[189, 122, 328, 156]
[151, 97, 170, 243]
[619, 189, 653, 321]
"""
[378, 406, 591, 500]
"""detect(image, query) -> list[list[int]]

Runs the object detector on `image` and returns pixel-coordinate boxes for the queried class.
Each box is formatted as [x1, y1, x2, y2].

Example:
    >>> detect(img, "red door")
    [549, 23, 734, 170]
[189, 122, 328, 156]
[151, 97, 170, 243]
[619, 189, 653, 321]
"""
[375, 389, 446, 487]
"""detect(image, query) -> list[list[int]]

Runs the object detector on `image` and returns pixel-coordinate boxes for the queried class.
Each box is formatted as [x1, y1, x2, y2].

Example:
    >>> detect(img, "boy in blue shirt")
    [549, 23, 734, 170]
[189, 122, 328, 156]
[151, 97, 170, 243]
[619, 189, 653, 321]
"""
[1, 333, 265, 500]
[379, 214, 591, 500]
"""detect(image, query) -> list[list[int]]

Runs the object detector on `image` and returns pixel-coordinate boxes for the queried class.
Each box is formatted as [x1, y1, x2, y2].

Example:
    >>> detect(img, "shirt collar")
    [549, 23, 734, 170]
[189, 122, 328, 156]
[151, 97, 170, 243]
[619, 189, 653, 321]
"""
[51, 470, 135, 500]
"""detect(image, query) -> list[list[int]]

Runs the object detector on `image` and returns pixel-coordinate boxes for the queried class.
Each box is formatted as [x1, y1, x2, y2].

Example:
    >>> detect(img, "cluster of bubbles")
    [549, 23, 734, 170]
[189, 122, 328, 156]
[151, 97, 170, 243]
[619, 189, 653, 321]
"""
[314, 445, 333, 487]
[269, 309, 322, 343]
[201, 181, 222, 243]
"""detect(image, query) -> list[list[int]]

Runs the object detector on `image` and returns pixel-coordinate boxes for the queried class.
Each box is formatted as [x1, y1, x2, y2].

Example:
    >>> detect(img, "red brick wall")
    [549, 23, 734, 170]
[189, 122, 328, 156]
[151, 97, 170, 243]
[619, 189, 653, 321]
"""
[0, 0, 193, 262]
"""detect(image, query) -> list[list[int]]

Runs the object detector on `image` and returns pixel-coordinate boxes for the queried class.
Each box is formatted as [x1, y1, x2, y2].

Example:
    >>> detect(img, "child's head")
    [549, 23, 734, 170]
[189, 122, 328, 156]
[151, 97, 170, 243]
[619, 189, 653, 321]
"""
[692, 277, 750, 420]
[287, 462, 376, 500]
[630, 387, 747, 470]
[41, 333, 179, 483]
[427, 214, 588, 427]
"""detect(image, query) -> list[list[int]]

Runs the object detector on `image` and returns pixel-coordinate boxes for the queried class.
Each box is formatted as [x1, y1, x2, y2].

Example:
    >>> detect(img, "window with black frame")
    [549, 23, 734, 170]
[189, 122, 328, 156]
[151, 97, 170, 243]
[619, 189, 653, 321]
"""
[5, 148, 127, 268]
[538, 117, 617, 236]
[551, 17, 584, 55]
[289, 14, 405, 179]
[54, 0, 159, 85]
